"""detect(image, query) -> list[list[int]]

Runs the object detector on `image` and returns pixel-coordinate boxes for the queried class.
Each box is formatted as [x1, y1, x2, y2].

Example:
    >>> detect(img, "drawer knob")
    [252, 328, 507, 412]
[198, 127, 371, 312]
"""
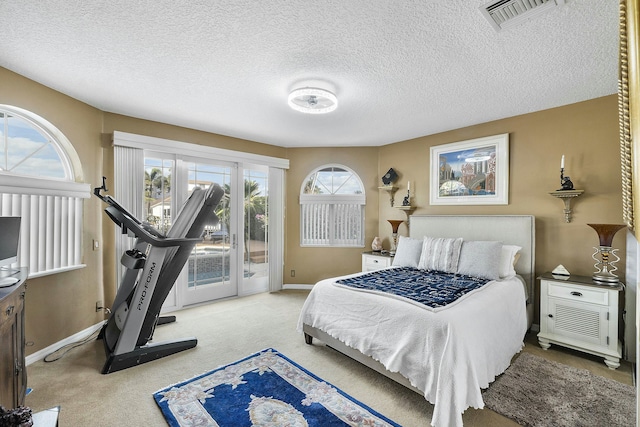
[570, 291, 583, 297]
[5, 305, 15, 316]
[548, 314, 553, 318]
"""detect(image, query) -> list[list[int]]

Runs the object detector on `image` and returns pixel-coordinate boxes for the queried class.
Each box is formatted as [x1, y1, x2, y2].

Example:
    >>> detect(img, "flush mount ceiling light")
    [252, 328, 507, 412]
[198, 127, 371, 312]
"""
[288, 88, 338, 114]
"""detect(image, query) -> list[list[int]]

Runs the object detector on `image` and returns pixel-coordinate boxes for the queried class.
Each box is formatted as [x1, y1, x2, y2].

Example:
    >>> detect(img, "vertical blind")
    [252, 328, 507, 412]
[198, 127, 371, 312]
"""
[268, 167, 285, 292]
[0, 192, 85, 276]
[0, 105, 92, 278]
[113, 145, 144, 282]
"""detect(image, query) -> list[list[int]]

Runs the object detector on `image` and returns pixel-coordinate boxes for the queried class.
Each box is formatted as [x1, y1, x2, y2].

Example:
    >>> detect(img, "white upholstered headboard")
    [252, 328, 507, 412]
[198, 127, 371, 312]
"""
[409, 215, 535, 302]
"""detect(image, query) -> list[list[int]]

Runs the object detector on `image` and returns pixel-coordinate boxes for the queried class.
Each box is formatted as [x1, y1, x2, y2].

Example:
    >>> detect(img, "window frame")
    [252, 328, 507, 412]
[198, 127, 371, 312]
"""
[0, 105, 89, 277]
[0, 104, 84, 181]
[300, 164, 366, 248]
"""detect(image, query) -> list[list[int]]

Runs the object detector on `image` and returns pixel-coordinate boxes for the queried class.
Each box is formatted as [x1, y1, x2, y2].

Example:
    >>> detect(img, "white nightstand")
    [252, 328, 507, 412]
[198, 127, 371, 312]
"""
[537, 272, 623, 369]
[361, 251, 393, 272]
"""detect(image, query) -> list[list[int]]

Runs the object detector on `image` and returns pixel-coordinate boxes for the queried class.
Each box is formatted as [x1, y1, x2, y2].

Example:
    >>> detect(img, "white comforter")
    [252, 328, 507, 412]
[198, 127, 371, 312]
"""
[297, 268, 528, 427]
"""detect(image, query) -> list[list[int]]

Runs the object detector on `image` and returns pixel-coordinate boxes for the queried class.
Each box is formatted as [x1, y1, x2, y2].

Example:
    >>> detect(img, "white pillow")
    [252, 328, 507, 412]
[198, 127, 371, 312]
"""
[392, 236, 423, 268]
[418, 236, 463, 273]
[457, 240, 502, 280]
[499, 244, 522, 278]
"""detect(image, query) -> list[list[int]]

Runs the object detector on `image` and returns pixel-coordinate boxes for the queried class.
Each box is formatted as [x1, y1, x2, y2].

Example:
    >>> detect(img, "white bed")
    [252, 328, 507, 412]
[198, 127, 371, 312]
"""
[297, 215, 535, 427]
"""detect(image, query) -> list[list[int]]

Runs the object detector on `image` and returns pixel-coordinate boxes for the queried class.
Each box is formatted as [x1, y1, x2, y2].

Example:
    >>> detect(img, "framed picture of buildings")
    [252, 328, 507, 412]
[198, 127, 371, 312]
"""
[430, 133, 509, 205]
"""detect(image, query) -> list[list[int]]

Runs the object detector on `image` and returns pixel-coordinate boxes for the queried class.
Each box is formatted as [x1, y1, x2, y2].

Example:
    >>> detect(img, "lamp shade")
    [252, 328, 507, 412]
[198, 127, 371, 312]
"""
[587, 224, 626, 247]
[388, 219, 403, 233]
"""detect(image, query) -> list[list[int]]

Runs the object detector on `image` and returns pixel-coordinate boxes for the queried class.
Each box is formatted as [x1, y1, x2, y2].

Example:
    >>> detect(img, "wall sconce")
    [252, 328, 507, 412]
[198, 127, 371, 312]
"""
[549, 190, 583, 222]
[379, 184, 398, 207]
[549, 155, 583, 222]
[396, 181, 416, 224]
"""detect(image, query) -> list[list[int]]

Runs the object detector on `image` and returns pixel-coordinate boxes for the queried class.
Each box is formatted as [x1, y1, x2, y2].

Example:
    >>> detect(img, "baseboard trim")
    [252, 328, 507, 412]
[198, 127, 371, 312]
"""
[26, 321, 105, 366]
[282, 284, 313, 290]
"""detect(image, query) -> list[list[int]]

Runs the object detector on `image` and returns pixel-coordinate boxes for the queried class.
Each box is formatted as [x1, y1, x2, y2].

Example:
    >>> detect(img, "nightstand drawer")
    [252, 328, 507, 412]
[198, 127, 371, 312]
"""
[361, 252, 392, 272]
[547, 282, 608, 306]
[364, 257, 386, 268]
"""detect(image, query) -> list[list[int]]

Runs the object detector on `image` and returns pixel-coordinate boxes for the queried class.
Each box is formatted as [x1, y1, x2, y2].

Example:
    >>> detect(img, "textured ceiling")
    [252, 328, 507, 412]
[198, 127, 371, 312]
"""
[0, 1, 619, 148]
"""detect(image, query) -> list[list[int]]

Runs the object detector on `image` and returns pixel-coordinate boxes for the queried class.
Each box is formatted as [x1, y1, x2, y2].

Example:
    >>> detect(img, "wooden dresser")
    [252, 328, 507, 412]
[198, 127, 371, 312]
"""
[0, 268, 27, 409]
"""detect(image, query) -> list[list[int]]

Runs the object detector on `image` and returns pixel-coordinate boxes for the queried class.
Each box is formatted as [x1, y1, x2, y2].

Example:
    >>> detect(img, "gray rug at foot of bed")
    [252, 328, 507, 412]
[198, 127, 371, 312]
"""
[482, 352, 635, 427]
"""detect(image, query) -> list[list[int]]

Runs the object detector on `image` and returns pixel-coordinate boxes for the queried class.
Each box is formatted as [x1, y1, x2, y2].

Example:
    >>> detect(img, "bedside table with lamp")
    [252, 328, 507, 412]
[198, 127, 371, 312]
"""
[537, 223, 626, 369]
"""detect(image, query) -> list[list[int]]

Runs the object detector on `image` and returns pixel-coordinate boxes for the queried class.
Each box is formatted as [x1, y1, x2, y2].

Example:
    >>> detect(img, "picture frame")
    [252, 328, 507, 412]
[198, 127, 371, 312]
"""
[430, 133, 509, 205]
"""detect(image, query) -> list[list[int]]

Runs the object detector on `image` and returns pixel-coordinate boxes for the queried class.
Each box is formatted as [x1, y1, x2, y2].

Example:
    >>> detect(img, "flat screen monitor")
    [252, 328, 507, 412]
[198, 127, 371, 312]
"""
[0, 216, 21, 269]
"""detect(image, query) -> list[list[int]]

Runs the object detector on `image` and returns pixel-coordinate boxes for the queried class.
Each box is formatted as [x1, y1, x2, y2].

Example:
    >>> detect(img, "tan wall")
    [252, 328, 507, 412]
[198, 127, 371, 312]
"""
[377, 95, 623, 276]
[284, 147, 380, 284]
[101, 113, 286, 158]
[0, 67, 105, 355]
[376, 95, 623, 322]
[0, 65, 624, 354]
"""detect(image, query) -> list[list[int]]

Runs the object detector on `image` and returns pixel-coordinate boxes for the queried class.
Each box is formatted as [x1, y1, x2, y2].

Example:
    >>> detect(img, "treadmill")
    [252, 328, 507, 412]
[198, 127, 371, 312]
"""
[94, 177, 224, 374]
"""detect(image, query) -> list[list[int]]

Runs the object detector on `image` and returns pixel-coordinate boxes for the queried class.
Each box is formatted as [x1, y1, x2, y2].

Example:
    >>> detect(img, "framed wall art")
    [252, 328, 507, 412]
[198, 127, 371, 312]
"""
[430, 133, 509, 205]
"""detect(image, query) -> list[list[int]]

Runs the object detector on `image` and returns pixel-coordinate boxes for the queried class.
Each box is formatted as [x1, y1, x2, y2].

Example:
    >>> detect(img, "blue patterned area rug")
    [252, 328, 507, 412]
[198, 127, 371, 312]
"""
[153, 348, 401, 427]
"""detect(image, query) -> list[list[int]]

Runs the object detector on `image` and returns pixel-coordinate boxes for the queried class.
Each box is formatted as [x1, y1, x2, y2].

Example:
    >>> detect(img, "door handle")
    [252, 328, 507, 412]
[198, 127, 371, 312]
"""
[232, 234, 237, 249]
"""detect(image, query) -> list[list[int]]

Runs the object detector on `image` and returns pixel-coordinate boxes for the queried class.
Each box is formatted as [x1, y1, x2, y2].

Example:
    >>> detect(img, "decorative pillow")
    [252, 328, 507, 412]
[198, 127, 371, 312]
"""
[418, 236, 463, 273]
[392, 236, 423, 268]
[457, 240, 502, 280]
[499, 244, 522, 278]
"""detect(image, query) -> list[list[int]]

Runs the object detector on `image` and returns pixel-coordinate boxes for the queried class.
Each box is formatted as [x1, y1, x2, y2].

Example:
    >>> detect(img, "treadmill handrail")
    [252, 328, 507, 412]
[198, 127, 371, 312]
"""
[105, 206, 202, 247]
[95, 176, 202, 248]
[94, 177, 143, 226]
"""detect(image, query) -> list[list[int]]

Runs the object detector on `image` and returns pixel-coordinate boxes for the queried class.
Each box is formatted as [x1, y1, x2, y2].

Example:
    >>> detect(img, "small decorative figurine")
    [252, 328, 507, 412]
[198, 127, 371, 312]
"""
[402, 181, 411, 206]
[371, 236, 382, 252]
[558, 154, 574, 191]
[560, 176, 574, 190]
[381, 168, 398, 186]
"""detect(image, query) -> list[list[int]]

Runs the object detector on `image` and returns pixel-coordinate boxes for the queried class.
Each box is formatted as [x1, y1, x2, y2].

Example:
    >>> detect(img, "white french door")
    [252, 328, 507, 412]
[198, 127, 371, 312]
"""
[240, 165, 270, 296]
[143, 155, 272, 308]
[179, 158, 239, 305]
[113, 130, 287, 311]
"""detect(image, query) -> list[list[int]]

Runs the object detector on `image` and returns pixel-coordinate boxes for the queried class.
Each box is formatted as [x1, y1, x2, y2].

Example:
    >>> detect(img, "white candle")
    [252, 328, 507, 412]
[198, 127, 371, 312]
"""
[408, 181, 410, 191]
[561, 155, 565, 169]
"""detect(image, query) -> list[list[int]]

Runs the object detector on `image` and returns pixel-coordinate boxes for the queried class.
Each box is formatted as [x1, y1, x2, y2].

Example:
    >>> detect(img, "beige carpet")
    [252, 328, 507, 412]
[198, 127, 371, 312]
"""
[24, 290, 634, 426]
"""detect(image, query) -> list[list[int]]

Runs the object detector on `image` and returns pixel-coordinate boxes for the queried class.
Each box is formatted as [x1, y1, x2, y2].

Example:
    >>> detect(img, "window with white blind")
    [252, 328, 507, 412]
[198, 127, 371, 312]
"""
[0, 105, 90, 277]
[300, 165, 365, 247]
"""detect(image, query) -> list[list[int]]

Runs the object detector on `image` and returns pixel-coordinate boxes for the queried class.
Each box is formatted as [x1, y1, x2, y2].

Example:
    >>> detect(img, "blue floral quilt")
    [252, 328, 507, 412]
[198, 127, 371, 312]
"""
[335, 267, 490, 309]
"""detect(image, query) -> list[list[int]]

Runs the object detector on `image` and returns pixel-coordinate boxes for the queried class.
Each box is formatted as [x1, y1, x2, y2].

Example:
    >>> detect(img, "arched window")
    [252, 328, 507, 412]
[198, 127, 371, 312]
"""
[300, 165, 365, 247]
[0, 105, 90, 277]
